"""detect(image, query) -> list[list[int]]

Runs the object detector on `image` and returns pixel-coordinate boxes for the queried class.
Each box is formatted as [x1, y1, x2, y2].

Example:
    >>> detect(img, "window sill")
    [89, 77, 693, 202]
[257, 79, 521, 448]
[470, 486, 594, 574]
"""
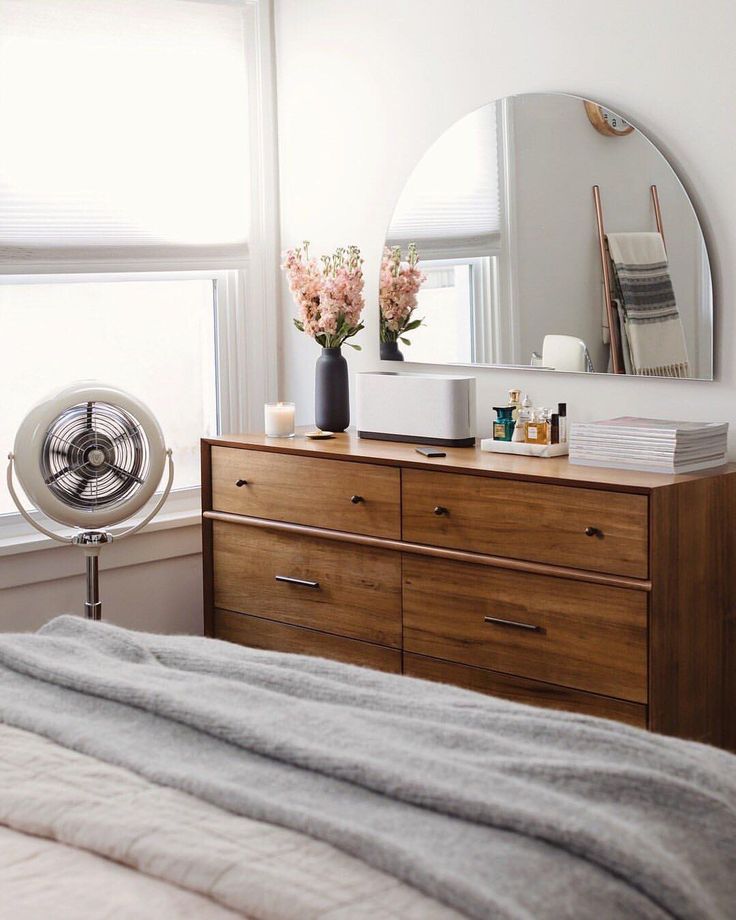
[0, 508, 201, 559]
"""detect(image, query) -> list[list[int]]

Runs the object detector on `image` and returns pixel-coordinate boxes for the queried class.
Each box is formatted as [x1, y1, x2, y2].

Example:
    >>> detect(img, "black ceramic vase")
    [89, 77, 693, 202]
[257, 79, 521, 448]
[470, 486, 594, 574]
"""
[315, 347, 349, 432]
[380, 340, 404, 361]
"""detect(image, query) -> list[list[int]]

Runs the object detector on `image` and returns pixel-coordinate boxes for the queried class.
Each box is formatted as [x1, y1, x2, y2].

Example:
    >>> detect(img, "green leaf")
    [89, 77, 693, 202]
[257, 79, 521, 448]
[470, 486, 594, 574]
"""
[404, 318, 423, 331]
[343, 323, 364, 341]
[346, 342, 362, 350]
[400, 337, 411, 346]
[293, 318, 304, 331]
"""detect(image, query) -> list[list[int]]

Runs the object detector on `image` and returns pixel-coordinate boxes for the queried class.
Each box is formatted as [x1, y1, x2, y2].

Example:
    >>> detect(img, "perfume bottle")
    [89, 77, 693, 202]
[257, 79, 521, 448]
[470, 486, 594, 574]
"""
[525, 409, 550, 444]
[507, 389, 522, 422]
[515, 393, 533, 442]
[492, 406, 516, 441]
[558, 403, 568, 443]
[551, 413, 560, 444]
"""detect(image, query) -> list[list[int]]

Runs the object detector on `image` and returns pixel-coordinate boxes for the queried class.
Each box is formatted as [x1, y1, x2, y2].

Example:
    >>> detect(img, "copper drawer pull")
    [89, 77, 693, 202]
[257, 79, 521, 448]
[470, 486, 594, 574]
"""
[275, 575, 320, 589]
[235, 479, 248, 487]
[350, 495, 365, 504]
[584, 526, 603, 538]
[433, 505, 449, 516]
[484, 615, 543, 633]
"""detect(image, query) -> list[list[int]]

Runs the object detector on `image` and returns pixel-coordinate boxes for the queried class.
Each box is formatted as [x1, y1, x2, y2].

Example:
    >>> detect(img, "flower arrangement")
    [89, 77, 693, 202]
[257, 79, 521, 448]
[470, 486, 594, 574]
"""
[378, 243, 426, 345]
[282, 241, 365, 350]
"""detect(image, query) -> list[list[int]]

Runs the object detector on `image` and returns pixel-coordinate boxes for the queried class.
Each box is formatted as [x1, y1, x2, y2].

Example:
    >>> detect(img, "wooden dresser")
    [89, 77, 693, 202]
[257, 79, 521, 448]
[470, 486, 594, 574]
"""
[202, 431, 736, 751]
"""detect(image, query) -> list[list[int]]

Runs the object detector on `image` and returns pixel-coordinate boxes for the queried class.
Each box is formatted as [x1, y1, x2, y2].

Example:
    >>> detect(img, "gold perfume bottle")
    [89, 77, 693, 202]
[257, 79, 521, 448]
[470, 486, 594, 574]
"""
[525, 409, 550, 444]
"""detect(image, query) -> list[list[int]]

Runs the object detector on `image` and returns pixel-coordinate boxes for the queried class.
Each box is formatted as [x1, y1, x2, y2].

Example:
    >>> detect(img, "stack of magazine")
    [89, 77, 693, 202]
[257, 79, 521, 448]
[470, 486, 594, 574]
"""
[569, 417, 729, 473]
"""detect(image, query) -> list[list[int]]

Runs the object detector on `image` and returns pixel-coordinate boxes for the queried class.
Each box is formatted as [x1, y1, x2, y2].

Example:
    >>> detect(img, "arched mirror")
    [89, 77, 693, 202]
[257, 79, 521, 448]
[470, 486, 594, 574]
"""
[379, 93, 713, 379]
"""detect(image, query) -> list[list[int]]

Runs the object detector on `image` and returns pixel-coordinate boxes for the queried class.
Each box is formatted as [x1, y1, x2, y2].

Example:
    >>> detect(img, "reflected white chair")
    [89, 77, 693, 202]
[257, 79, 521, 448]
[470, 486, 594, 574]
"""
[542, 335, 592, 372]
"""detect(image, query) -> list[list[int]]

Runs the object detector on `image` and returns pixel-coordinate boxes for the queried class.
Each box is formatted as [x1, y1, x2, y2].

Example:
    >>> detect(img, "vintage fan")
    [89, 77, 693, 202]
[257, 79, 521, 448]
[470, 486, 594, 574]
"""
[6, 382, 174, 620]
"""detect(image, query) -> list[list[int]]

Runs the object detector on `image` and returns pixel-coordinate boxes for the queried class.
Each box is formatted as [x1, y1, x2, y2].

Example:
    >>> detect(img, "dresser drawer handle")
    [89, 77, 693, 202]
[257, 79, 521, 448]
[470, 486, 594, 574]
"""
[235, 479, 248, 487]
[275, 576, 320, 589]
[433, 505, 449, 516]
[350, 495, 365, 504]
[584, 526, 603, 538]
[484, 615, 543, 633]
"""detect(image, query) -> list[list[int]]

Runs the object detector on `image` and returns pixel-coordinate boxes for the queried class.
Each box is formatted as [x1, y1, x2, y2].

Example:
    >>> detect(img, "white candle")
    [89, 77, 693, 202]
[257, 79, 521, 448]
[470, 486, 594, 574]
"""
[264, 402, 295, 438]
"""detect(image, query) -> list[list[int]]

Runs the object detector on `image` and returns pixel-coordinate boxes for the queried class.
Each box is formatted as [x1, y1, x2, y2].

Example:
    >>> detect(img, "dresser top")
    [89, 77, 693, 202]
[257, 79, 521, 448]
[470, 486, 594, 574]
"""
[204, 429, 736, 493]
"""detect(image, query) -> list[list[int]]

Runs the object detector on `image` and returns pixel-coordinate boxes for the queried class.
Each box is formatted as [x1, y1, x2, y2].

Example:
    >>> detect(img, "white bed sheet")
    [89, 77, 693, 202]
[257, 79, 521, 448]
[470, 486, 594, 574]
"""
[0, 723, 460, 919]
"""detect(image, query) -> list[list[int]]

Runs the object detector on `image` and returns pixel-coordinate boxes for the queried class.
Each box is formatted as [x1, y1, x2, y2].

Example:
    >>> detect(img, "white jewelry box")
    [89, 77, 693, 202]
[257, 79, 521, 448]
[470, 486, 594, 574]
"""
[356, 372, 476, 447]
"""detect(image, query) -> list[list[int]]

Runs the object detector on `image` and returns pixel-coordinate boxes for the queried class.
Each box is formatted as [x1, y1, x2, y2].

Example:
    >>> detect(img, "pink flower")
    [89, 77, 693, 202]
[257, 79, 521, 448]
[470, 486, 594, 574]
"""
[379, 244, 426, 341]
[281, 242, 365, 349]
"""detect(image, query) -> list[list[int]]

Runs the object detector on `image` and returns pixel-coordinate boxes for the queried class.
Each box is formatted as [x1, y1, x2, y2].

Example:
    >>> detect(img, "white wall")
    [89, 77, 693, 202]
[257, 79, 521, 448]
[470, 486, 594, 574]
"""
[274, 0, 736, 448]
[0, 524, 202, 633]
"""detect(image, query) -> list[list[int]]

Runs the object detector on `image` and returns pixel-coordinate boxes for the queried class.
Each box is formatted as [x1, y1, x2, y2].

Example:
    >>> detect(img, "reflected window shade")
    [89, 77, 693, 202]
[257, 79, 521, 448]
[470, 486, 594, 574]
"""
[422, 267, 456, 289]
[0, 0, 250, 262]
[386, 103, 499, 251]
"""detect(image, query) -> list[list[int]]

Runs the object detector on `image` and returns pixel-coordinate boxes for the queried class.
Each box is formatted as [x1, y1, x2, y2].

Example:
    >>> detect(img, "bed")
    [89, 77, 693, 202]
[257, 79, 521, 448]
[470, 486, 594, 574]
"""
[0, 615, 734, 920]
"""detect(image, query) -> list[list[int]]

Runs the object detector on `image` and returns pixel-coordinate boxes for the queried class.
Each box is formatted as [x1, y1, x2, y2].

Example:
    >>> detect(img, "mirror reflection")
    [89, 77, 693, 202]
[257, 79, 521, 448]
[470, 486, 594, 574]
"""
[379, 93, 713, 379]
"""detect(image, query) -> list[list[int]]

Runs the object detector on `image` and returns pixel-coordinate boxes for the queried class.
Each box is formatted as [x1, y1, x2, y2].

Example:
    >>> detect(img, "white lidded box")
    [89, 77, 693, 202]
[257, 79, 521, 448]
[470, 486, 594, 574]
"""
[356, 372, 476, 447]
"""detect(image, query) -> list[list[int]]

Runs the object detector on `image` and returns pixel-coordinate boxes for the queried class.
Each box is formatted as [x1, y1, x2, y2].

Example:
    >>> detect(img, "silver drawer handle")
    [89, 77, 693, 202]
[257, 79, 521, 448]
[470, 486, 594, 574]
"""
[235, 479, 248, 487]
[433, 505, 449, 516]
[484, 615, 543, 633]
[275, 575, 320, 589]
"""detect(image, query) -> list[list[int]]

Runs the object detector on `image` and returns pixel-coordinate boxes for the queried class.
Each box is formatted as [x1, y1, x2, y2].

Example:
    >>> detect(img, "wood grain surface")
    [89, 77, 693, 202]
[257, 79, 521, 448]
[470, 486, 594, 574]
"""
[402, 468, 649, 578]
[212, 445, 401, 538]
[403, 554, 648, 702]
[213, 520, 401, 647]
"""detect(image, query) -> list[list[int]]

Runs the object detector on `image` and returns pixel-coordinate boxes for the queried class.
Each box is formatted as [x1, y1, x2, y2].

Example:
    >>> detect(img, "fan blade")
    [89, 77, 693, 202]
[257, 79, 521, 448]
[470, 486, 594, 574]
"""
[70, 475, 89, 499]
[44, 460, 89, 485]
[48, 434, 77, 450]
[112, 429, 142, 445]
[106, 462, 145, 486]
[49, 445, 73, 458]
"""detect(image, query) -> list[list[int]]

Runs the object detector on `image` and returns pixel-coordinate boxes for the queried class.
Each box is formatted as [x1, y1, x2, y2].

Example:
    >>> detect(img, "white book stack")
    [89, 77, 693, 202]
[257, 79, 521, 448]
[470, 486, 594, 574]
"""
[569, 417, 729, 474]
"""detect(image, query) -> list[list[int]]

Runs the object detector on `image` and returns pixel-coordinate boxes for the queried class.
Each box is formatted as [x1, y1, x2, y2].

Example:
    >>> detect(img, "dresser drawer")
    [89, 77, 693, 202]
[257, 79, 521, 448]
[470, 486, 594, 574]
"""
[216, 610, 401, 672]
[212, 446, 401, 539]
[213, 521, 402, 647]
[402, 469, 648, 578]
[403, 555, 648, 702]
[404, 654, 647, 728]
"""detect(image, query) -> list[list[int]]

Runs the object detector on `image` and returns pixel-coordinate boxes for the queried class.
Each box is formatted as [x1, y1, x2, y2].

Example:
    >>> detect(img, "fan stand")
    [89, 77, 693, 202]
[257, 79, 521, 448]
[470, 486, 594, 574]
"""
[72, 531, 113, 620]
[7, 447, 174, 622]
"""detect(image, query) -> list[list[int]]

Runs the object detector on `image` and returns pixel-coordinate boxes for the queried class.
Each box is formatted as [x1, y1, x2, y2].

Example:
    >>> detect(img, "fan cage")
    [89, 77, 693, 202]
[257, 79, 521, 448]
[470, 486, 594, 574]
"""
[40, 400, 151, 513]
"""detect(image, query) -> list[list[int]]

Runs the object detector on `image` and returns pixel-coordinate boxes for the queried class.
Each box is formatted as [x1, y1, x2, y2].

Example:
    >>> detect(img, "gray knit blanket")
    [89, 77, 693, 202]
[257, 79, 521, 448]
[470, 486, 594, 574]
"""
[0, 616, 734, 920]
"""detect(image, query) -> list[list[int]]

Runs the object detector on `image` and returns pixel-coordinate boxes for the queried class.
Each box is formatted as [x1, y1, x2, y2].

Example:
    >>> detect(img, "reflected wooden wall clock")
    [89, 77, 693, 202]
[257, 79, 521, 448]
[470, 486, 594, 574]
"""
[584, 101, 635, 137]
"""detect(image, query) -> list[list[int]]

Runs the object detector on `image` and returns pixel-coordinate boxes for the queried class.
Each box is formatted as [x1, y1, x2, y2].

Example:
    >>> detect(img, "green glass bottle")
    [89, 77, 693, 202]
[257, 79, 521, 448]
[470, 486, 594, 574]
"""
[492, 406, 516, 441]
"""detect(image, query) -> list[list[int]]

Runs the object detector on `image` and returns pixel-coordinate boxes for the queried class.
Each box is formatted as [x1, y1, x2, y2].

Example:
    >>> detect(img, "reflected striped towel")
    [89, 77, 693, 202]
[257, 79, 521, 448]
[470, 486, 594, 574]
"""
[608, 232, 690, 377]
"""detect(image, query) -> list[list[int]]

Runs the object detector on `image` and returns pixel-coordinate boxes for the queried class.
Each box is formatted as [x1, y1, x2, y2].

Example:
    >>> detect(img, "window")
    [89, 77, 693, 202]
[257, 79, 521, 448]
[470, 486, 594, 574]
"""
[0, 274, 221, 516]
[386, 103, 500, 252]
[384, 98, 513, 365]
[0, 0, 278, 539]
[0, 0, 251, 256]
[409, 258, 498, 365]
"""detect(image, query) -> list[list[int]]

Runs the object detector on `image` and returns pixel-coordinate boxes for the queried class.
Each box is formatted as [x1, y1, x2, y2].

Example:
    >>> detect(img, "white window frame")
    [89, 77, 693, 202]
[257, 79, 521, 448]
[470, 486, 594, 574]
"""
[0, 0, 279, 550]
[497, 96, 521, 364]
[417, 255, 499, 365]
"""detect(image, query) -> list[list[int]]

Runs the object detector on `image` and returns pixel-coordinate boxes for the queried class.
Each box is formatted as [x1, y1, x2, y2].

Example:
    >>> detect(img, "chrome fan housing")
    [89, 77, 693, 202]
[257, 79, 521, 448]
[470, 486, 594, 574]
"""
[41, 400, 150, 512]
[13, 382, 166, 529]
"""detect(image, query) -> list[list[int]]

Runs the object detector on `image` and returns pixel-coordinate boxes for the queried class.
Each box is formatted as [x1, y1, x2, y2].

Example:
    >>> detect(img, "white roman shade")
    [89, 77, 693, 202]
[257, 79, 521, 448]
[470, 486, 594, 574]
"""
[0, 0, 250, 264]
[387, 102, 500, 255]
